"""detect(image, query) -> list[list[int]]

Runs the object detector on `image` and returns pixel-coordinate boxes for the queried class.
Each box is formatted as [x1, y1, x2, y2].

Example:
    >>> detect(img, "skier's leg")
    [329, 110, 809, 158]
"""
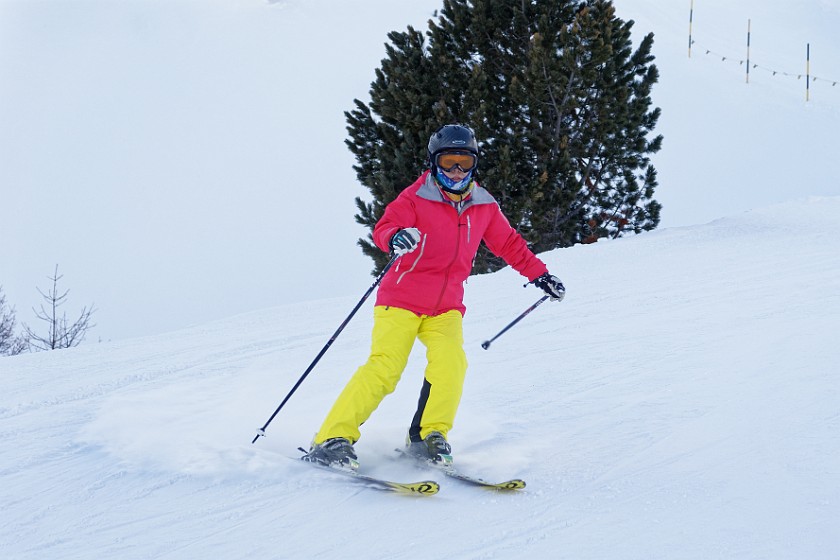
[314, 306, 421, 444]
[408, 310, 467, 442]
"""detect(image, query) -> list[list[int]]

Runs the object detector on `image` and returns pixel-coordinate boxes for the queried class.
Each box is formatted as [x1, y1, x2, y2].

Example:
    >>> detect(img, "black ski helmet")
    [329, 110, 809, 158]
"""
[427, 124, 479, 170]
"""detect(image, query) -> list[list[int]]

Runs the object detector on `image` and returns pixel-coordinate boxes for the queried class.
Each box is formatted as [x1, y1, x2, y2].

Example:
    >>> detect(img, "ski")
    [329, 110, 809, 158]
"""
[297, 455, 439, 496]
[436, 466, 526, 490]
[396, 449, 526, 491]
[326, 466, 440, 496]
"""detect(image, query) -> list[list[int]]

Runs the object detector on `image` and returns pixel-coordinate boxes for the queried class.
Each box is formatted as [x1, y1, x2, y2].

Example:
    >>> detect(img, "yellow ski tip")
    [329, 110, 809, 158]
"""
[389, 480, 440, 496]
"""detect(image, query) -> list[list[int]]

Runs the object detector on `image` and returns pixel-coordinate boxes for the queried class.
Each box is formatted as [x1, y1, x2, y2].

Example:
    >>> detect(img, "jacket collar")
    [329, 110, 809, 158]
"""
[416, 170, 496, 210]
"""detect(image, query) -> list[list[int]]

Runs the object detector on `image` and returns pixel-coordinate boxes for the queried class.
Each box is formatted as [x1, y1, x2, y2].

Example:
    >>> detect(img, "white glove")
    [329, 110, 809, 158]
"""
[389, 227, 421, 256]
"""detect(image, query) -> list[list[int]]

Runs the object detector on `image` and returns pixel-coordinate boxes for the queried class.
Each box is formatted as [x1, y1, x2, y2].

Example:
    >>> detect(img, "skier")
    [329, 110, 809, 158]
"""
[303, 124, 565, 469]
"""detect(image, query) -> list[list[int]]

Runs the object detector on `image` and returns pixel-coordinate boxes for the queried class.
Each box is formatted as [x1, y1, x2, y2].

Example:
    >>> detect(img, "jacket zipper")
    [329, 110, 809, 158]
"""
[432, 208, 464, 312]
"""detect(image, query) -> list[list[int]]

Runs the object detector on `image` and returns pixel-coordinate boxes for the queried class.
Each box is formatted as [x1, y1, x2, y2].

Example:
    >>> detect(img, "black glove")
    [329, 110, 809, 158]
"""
[389, 227, 421, 255]
[533, 272, 565, 301]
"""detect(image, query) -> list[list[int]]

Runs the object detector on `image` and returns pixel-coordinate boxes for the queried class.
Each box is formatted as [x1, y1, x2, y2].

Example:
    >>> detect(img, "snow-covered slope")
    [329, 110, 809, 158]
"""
[3, 197, 838, 559]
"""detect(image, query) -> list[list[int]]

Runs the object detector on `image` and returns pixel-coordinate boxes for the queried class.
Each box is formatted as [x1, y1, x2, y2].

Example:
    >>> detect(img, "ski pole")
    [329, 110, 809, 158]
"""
[481, 295, 549, 350]
[252, 253, 400, 444]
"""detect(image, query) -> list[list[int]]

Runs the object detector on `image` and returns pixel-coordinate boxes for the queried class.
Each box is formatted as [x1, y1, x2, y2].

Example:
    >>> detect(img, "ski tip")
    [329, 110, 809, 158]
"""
[392, 480, 440, 496]
[494, 479, 526, 491]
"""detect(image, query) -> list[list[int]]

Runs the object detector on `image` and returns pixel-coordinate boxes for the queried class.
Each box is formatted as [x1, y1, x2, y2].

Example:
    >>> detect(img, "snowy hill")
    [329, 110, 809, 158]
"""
[3, 197, 839, 559]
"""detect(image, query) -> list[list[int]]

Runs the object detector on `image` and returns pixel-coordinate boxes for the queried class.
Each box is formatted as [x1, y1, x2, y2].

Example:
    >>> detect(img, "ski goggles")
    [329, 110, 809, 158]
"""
[435, 151, 477, 172]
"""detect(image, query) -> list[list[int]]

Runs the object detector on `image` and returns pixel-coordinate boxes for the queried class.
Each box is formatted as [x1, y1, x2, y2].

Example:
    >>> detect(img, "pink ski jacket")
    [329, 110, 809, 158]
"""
[373, 171, 549, 317]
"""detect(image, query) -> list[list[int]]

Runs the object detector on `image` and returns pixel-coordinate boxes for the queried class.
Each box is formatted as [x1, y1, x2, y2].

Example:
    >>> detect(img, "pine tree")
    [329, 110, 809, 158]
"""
[347, 0, 662, 274]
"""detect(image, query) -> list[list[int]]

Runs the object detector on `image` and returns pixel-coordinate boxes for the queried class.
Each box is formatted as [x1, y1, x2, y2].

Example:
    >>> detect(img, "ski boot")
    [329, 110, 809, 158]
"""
[405, 431, 453, 466]
[302, 437, 359, 470]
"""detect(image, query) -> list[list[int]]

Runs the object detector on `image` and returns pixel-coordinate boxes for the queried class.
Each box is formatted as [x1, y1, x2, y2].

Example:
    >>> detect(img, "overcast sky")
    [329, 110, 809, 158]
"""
[2, 0, 839, 343]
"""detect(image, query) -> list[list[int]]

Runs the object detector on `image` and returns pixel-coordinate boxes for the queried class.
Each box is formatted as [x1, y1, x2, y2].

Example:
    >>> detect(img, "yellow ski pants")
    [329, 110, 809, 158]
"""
[314, 306, 467, 444]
